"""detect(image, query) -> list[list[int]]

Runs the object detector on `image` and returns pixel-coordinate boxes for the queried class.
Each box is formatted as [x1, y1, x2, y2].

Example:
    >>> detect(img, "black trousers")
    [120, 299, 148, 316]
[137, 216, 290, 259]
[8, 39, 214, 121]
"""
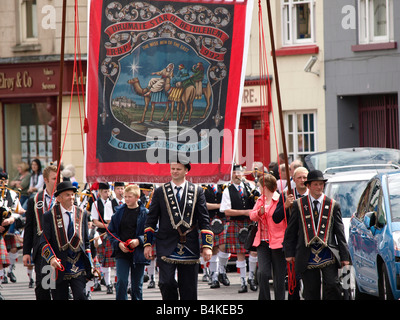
[34, 256, 52, 300]
[301, 263, 342, 300]
[158, 258, 199, 300]
[256, 242, 286, 300]
[51, 275, 87, 300]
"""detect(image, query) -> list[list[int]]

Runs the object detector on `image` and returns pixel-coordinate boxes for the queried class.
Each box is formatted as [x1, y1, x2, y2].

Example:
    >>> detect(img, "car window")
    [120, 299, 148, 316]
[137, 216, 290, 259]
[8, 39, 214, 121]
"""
[388, 175, 400, 222]
[325, 180, 369, 218]
[368, 180, 386, 228]
[356, 180, 375, 220]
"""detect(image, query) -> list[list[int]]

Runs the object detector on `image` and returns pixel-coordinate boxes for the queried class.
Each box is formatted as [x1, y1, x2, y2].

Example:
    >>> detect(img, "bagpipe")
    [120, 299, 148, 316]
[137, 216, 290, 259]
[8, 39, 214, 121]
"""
[0, 185, 21, 236]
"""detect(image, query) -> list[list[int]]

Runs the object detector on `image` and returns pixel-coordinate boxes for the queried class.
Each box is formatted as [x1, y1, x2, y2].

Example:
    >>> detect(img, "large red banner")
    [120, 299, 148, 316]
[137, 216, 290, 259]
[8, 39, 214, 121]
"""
[85, 0, 253, 183]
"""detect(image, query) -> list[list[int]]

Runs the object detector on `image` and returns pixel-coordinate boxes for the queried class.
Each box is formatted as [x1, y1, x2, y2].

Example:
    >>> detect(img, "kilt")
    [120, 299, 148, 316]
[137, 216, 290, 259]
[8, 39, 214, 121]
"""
[222, 218, 251, 254]
[4, 234, 23, 251]
[211, 217, 227, 247]
[97, 235, 115, 268]
[0, 237, 10, 267]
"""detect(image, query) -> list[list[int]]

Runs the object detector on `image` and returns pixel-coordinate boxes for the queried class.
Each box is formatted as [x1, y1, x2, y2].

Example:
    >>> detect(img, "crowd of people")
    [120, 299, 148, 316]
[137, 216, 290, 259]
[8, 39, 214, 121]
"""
[0, 155, 350, 300]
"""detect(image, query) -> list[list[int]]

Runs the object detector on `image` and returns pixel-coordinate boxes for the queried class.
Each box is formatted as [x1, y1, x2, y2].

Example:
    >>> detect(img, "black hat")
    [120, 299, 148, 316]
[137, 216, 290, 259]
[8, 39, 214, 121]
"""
[114, 182, 125, 187]
[140, 183, 154, 190]
[304, 170, 327, 185]
[232, 164, 244, 172]
[0, 171, 8, 180]
[170, 153, 191, 171]
[54, 181, 77, 197]
[98, 182, 110, 190]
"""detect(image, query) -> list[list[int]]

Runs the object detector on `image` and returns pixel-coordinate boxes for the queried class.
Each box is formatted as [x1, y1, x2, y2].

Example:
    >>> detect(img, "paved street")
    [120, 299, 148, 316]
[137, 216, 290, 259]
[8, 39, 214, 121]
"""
[1, 253, 263, 300]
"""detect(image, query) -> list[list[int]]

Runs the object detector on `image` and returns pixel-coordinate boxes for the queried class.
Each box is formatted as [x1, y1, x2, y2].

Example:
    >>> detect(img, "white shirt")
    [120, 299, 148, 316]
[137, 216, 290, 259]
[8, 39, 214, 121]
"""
[91, 198, 113, 221]
[220, 182, 245, 212]
[309, 194, 325, 214]
[60, 204, 74, 238]
[171, 181, 186, 202]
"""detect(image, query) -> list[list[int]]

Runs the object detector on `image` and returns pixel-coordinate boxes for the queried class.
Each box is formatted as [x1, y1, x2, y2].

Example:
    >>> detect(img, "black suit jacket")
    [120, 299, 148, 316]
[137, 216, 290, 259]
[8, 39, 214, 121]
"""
[145, 183, 211, 259]
[283, 195, 350, 274]
[23, 191, 45, 261]
[40, 205, 92, 283]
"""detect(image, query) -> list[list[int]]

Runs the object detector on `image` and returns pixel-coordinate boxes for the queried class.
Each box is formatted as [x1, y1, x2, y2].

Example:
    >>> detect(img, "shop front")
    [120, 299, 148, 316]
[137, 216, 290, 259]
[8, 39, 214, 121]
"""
[0, 59, 86, 179]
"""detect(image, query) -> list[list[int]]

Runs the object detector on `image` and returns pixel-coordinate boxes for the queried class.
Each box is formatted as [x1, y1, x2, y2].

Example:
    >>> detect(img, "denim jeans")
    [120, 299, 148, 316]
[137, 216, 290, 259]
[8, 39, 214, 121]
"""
[115, 258, 145, 300]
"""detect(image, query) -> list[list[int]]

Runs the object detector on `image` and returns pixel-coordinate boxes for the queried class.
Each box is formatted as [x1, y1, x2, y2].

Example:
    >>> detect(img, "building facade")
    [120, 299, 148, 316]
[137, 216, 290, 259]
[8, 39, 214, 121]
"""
[0, 0, 87, 181]
[324, 0, 400, 150]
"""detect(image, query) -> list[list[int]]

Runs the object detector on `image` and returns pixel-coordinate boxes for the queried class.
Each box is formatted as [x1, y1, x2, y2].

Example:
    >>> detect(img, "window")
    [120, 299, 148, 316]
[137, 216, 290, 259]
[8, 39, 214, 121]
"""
[286, 112, 316, 162]
[20, 0, 38, 41]
[4, 103, 52, 179]
[282, 0, 315, 46]
[358, 0, 394, 44]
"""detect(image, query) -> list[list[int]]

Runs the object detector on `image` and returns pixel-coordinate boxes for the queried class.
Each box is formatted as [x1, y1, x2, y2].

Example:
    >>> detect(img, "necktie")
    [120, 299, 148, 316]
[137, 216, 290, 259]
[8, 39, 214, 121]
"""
[313, 200, 319, 218]
[175, 186, 182, 203]
[45, 194, 55, 210]
[119, 201, 123, 205]
[66, 211, 74, 240]
[238, 185, 244, 198]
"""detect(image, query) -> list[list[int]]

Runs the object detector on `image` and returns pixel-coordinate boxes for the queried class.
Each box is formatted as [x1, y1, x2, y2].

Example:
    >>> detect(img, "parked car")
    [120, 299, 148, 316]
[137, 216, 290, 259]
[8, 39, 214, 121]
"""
[305, 148, 400, 241]
[348, 170, 400, 299]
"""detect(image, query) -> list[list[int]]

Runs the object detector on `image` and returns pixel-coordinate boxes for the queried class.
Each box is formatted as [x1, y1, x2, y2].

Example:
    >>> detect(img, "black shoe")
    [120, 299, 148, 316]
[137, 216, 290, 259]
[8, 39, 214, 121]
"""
[106, 284, 113, 294]
[210, 280, 220, 289]
[7, 271, 16, 283]
[238, 284, 248, 293]
[29, 279, 34, 288]
[93, 282, 101, 291]
[218, 273, 230, 286]
[2, 276, 8, 284]
[248, 278, 258, 291]
[148, 280, 155, 289]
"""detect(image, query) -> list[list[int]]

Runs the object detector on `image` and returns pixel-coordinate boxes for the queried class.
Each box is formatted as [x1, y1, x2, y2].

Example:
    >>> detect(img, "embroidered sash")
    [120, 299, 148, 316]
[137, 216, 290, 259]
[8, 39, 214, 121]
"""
[51, 204, 84, 252]
[33, 192, 52, 236]
[162, 182, 199, 264]
[162, 182, 197, 231]
[297, 196, 336, 268]
[297, 196, 335, 247]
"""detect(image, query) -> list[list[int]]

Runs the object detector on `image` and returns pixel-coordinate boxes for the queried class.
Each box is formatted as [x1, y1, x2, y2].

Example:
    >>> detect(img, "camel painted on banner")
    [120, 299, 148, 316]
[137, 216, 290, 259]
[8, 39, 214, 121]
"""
[128, 78, 212, 125]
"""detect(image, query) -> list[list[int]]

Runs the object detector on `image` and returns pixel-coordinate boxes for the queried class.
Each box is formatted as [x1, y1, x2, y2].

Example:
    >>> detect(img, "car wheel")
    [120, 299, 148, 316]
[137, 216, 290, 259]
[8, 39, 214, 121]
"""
[378, 263, 394, 300]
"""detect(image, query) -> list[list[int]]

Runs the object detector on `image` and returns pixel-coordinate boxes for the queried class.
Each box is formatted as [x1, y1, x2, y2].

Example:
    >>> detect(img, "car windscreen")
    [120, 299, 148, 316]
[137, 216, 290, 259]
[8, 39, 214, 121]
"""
[325, 180, 369, 218]
[388, 175, 400, 222]
[305, 148, 400, 172]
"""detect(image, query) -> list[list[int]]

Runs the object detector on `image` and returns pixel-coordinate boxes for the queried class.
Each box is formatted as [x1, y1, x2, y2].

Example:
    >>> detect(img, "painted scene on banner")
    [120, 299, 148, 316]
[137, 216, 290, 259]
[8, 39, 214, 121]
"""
[86, 0, 252, 182]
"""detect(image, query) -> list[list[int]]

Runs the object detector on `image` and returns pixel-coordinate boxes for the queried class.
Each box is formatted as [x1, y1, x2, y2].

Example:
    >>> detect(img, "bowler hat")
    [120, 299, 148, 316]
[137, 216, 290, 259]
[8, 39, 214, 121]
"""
[304, 170, 327, 185]
[54, 181, 77, 197]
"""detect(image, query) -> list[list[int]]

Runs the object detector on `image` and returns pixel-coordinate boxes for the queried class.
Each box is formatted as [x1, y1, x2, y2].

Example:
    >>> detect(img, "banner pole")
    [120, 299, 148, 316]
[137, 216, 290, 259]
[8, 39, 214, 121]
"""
[265, 0, 292, 195]
[57, 0, 67, 183]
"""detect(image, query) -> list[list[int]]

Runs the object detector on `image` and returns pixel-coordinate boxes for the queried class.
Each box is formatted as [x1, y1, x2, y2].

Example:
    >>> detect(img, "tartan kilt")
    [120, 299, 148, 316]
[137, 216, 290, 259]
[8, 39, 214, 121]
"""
[4, 234, 23, 251]
[212, 217, 228, 247]
[222, 218, 250, 254]
[0, 237, 10, 267]
[97, 235, 115, 268]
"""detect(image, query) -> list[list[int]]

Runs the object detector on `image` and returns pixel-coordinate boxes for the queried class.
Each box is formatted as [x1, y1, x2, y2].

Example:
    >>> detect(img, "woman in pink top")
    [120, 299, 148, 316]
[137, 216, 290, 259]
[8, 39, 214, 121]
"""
[249, 174, 287, 300]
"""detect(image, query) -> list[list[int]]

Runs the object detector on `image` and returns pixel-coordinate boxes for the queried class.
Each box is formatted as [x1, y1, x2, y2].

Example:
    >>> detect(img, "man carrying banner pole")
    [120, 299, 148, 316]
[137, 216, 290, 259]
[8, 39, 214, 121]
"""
[143, 154, 213, 300]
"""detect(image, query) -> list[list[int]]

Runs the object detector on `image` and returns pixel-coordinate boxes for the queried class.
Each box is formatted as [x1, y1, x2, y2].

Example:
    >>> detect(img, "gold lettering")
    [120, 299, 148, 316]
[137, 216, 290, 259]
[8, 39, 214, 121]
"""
[42, 83, 56, 90]
[0, 73, 15, 91]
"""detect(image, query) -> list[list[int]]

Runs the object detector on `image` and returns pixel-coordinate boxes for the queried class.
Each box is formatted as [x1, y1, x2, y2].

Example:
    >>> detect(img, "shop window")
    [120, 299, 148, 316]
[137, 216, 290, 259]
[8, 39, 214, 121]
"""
[4, 103, 52, 178]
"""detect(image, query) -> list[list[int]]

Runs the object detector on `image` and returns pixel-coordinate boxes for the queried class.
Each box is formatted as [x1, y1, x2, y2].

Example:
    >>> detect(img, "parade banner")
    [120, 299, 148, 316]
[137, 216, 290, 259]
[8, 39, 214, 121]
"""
[85, 0, 253, 183]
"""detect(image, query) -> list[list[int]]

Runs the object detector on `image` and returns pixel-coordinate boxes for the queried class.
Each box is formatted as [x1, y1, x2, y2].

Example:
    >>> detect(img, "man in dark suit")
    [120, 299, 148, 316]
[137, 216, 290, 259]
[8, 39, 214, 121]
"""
[23, 165, 57, 300]
[40, 181, 94, 300]
[143, 157, 213, 300]
[283, 170, 350, 300]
